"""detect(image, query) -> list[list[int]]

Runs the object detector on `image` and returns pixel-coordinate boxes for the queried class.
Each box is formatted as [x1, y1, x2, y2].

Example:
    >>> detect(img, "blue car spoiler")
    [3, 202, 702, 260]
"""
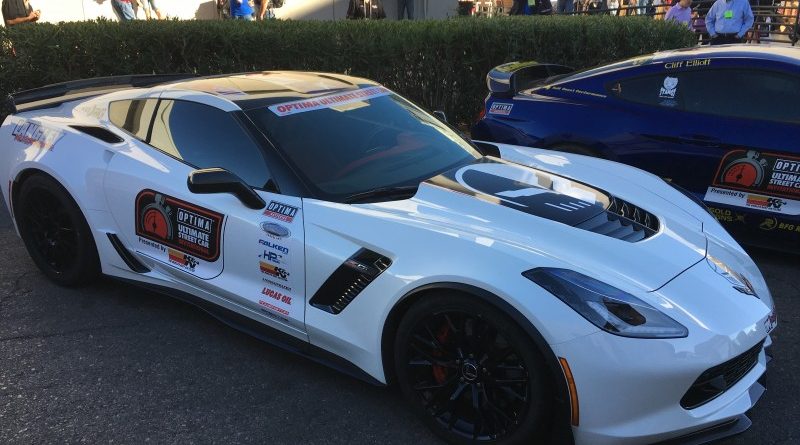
[487, 61, 574, 97]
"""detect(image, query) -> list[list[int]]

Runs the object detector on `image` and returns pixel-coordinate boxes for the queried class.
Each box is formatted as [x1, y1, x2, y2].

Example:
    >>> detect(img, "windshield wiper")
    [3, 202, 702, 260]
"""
[343, 185, 420, 204]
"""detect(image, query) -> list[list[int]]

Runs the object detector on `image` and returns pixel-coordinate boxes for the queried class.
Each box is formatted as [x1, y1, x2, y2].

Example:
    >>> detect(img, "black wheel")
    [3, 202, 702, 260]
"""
[394, 293, 553, 444]
[15, 174, 100, 286]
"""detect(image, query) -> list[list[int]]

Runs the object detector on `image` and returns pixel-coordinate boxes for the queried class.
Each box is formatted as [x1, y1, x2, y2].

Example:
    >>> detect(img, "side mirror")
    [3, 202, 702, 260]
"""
[432, 110, 448, 123]
[187, 168, 266, 210]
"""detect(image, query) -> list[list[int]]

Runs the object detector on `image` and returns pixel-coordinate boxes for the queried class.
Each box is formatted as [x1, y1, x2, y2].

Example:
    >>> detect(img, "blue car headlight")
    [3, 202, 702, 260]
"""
[523, 268, 688, 339]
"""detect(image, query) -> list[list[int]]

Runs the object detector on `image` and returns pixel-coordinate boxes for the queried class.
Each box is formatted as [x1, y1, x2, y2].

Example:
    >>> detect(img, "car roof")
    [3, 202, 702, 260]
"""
[548, 45, 800, 85]
[160, 71, 380, 110]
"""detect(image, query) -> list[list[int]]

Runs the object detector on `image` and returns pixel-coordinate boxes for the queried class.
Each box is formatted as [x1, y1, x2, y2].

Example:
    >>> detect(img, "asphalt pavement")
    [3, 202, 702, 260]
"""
[0, 196, 797, 445]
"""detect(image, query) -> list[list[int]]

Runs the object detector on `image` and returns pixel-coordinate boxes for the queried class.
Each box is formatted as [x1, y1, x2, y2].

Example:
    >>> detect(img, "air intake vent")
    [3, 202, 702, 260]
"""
[576, 196, 659, 242]
[680, 340, 764, 410]
[70, 125, 124, 144]
[310, 249, 392, 315]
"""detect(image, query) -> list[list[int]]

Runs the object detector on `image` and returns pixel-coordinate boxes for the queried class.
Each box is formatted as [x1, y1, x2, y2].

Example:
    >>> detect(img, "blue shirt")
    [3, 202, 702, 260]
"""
[705, 0, 754, 38]
[230, 0, 253, 17]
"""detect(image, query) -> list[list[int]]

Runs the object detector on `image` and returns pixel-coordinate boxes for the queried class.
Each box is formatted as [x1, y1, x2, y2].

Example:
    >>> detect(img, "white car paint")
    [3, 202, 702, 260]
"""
[0, 84, 775, 445]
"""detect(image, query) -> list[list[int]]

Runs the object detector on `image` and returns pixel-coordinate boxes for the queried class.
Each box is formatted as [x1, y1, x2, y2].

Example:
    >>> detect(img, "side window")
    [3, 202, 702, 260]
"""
[678, 70, 800, 124]
[108, 99, 158, 140]
[608, 74, 684, 109]
[149, 100, 272, 188]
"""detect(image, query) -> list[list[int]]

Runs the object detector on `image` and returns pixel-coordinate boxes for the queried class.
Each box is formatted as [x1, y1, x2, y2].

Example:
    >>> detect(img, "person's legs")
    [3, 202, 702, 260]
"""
[113, 0, 136, 21]
[398, 0, 406, 19]
[407, 0, 414, 19]
[148, 0, 164, 19]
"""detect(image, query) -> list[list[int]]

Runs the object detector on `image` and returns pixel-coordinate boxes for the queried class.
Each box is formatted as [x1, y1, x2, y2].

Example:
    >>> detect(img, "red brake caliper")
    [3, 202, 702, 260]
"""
[432, 322, 450, 384]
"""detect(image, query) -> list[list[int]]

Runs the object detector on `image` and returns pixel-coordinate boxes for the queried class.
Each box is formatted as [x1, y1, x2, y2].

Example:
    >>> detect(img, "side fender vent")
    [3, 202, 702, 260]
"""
[310, 248, 392, 315]
[107, 233, 150, 273]
[70, 125, 124, 144]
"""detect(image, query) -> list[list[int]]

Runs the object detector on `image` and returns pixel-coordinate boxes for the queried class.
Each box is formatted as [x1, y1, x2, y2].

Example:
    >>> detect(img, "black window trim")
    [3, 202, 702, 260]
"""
[108, 98, 160, 142]
[116, 97, 282, 193]
[603, 65, 800, 125]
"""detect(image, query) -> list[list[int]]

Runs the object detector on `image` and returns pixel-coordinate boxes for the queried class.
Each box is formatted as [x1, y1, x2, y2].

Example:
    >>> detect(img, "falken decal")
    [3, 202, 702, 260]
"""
[489, 103, 514, 115]
[268, 86, 392, 117]
[714, 149, 800, 201]
[10, 119, 63, 150]
[263, 200, 298, 223]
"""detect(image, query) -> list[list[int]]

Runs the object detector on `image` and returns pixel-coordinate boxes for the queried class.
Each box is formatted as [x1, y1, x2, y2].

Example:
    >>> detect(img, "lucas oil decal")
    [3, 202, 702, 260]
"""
[135, 190, 225, 279]
[714, 150, 800, 201]
[268, 86, 392, 117]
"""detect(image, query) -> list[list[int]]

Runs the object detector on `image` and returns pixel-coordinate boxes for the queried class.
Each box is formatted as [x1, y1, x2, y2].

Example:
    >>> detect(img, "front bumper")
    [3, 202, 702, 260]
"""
[553, 333, 770, 445]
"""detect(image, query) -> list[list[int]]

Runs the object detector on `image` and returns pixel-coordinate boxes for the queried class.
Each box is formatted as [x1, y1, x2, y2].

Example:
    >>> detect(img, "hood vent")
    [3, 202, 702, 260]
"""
[576, 196, 659, 242]
[310, 248, 392, 315]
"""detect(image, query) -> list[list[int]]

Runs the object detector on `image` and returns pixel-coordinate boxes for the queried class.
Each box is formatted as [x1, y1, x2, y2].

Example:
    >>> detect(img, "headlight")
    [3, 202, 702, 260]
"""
[706, 255, 757, 297]
[523, 268, 688, 339]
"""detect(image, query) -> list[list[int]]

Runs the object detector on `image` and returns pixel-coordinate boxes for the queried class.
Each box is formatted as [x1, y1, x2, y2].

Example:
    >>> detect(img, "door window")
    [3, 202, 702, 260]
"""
[609, 74, 685, 109]
[678, 70, 800, 124]
[149, 100, 272, 188]
[609, 69, 800, 124]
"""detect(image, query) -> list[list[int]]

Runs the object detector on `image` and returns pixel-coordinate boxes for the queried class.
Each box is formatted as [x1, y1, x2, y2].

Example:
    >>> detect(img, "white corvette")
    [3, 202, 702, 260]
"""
[0, 72, 776, 445]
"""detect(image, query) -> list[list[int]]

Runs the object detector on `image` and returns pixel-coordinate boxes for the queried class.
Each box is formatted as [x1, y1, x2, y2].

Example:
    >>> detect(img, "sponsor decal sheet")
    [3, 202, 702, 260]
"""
[704, 150, 800, 216]
[135, 190, 225, 279]
[255, 200, 302, 323]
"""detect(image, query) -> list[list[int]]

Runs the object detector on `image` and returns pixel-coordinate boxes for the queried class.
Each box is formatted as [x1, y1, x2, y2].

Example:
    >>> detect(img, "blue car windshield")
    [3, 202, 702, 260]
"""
[245, 90, 480, 202]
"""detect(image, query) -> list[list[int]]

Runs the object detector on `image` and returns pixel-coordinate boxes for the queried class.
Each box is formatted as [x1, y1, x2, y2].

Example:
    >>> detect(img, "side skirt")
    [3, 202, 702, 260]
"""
[110, 276, 385, 387]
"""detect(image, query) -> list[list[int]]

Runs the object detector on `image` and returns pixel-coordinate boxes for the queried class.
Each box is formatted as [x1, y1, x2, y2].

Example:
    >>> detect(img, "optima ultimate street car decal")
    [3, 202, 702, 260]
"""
[713, 150, 800, 201]
[704, 150, 800, 216]
[135, 190, 225, 279]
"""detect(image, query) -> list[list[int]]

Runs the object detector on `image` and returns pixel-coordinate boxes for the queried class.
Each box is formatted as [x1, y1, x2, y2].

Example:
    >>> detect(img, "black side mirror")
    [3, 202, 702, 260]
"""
[432, 110, 448, 123]
[187, 168, 266, 210]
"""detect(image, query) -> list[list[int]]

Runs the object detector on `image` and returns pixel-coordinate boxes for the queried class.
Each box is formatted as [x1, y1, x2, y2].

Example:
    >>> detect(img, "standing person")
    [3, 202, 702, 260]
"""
[112, 0, 136, 21]
[557, 0, 574, 12]
[705, 0, 754, 44]
[665, 0, 694, 28]
[230, 0, 254, 20]
[398, 0, 414, 19]
[138, 0, 164, 19]
[2, 0, 40, 26]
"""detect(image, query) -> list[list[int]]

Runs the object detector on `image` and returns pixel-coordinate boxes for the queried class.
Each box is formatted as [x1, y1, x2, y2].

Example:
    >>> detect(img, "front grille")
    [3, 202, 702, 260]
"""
[575, 197, 659, 242]
[680, 340, 764, 410]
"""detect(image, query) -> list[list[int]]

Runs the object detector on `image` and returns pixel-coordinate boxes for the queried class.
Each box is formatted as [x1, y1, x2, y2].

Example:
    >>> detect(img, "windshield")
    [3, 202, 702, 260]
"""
[244, 89, 480, 202]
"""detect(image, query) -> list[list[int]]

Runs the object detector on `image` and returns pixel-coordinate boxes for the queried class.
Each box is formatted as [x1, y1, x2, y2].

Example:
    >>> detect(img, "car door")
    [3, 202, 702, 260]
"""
[102, 95, 307, 338]
[662, 65, 800, 204]
[600, 66, 696, 179]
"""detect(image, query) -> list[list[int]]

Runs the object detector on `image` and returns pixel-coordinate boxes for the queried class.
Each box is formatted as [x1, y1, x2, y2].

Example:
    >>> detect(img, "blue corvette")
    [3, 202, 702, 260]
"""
[472, 46, 800, 253]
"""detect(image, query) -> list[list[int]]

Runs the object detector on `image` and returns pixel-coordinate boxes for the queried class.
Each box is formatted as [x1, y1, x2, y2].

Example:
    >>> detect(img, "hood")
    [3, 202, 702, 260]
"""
[403, 156, 707, 291]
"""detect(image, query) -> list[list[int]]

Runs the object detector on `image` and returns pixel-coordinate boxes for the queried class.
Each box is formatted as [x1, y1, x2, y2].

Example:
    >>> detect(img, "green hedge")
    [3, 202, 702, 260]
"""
[0, 17, 695, 124]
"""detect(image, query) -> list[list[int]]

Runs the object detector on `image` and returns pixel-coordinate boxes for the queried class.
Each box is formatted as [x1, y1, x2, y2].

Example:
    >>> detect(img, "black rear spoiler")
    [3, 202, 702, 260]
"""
[2, 73, 198, 116]
[487, 61, 574, 97]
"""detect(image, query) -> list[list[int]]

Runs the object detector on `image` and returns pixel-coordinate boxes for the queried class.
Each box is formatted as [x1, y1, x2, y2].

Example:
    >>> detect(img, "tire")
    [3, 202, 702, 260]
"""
[394, 292, 553, 444]
[15, 174, 100, 286]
